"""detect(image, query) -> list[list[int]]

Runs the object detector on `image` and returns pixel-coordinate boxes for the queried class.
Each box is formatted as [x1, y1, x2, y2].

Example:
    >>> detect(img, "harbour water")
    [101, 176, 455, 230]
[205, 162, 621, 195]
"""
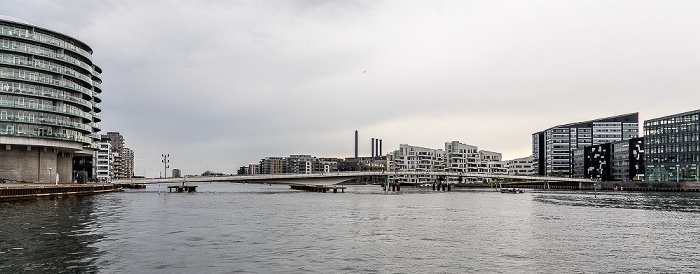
[2, 183, 700, 273]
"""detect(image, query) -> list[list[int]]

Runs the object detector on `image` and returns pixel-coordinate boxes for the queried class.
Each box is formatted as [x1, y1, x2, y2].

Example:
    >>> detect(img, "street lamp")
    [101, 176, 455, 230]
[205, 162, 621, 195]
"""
[162, 154, 170, 178]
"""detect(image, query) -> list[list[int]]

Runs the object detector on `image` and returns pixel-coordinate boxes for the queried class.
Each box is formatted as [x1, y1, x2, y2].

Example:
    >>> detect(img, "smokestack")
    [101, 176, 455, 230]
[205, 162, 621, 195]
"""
[371, 138, 374, 158]
[355, 130, 358, 159]
[375, 138, 379, 157]
[379, 139, 382, 156]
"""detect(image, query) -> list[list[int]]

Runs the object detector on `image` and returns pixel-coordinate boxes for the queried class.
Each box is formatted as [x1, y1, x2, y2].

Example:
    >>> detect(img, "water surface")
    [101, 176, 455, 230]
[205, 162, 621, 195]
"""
[2, 183, 700, 273]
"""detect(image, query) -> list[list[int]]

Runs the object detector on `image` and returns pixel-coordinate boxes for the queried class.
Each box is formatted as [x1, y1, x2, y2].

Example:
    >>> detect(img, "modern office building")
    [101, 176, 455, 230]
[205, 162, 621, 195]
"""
[532, 113, 639, 177]
[571, 137, 644, 181]
[644, 109, 700, 182]
[0, 17, 103, 183]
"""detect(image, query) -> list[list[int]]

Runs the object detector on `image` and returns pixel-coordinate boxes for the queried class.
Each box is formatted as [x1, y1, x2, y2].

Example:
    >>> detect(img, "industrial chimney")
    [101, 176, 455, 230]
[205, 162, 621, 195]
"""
[355, 130, 358, 159]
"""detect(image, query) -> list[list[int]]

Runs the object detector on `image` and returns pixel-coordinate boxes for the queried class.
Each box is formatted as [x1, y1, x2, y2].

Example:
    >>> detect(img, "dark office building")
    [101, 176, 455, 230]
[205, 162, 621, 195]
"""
[532, 113, 639, 177]
[572, 137, 644, 181]
[644, 109, 700, 182]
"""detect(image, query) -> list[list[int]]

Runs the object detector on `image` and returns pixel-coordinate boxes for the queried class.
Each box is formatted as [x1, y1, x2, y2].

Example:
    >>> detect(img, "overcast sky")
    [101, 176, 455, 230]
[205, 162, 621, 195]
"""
[4, 0, 700, 177]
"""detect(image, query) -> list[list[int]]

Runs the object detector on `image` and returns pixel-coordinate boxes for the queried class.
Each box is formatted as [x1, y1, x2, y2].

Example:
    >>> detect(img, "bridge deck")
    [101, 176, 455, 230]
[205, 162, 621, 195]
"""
[116, 171, 594, 185]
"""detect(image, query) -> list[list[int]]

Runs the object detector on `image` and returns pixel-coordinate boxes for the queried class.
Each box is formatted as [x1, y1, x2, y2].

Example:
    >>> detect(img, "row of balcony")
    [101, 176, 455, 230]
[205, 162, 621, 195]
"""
[0, 69, 95, 99]
[0, 128, 90, 144]
[0, 114, 91, 132]
[1, 81, 93, 109]
[0, 37, 96, 78]
[0, 52, 93, 85]
[0, 99, 92, 120]
[0, 25, 93, 62]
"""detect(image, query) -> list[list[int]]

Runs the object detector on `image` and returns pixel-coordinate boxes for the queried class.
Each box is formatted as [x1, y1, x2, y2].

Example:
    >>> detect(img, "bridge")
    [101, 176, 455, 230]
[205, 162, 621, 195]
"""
[114, 171, 593, 185]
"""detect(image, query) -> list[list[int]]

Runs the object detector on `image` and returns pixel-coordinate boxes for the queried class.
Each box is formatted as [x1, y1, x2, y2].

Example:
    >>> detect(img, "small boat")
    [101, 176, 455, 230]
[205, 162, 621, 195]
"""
[122, 183, 146, 189]
[500, 188, 523, 194]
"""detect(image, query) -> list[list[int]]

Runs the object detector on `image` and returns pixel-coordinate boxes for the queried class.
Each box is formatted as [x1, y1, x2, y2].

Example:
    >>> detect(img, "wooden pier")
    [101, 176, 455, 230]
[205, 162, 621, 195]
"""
[290, 184, 346, 193]
[167, 185, 198, 192]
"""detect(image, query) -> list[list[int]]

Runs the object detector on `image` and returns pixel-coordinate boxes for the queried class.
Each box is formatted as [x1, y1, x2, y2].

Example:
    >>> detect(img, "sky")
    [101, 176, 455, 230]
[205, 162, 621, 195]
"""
[4, 0, 700, 177]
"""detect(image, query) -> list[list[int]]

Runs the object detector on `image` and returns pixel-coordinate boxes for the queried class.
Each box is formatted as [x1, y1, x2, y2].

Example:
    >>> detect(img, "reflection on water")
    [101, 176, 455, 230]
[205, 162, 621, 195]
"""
[0, 195, 105, 273]
[2, 184, 700, 273]
[535, 190, 700, 212]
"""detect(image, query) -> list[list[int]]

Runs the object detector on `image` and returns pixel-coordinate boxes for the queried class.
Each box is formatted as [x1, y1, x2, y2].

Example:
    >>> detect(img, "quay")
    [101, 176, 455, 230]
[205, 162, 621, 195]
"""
[0, 183, 122, 200]
[290, 184, 346, 193]
[167, 185, 198, 192]
[481, 181, 700, 192]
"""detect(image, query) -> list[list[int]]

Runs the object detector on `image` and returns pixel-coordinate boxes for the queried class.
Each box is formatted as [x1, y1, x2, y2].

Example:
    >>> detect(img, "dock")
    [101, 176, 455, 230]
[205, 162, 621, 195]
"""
[290, 184, 346, 193]
[0, 184, 122, 200]
[167, 185, 198, 192]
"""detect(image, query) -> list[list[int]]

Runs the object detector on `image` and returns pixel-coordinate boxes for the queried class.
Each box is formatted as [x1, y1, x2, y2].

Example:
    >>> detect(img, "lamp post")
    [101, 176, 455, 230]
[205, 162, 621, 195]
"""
[162, 154, 170, 178]
[49, 167, 52, 185]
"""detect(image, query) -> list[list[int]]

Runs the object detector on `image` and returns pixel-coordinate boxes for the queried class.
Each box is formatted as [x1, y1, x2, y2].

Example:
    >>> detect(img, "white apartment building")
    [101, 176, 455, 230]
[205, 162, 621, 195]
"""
[95, 141, 111, 182]
[477, 150, 507, 176]
[506, 156, 535, 175]
[390, 144, 444, 184]
[390, 141, 508, 184]
[444, 141, 478, 173]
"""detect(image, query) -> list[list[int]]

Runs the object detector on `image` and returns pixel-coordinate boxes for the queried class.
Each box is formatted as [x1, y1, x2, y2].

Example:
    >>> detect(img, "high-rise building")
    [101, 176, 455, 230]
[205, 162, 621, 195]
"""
[105, 131, 133, 179]
[121, 147, 134, 179]
[532, 113, 639, 177]
[644, 109, 700, 182]
[0, 17, 103, 183]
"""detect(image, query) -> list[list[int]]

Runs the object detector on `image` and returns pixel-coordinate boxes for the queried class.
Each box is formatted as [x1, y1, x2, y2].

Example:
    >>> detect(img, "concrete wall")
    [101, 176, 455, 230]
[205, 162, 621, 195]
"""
[0, 145, 73, 183]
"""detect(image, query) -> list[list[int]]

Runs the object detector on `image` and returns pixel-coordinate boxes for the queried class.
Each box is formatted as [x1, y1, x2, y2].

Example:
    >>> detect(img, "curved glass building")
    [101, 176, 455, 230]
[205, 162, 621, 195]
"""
[0, 16, 102, 183]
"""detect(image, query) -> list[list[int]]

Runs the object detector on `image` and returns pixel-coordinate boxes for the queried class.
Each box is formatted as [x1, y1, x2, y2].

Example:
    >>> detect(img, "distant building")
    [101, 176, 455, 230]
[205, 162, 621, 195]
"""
[506, 156, 534, 175]
[121, 147, 134, 179]
[644, 109, 700, 182]
[248, 163, 260, 175]
[338, 156, 387, 172]
[106, 132, 133, 179]
[259, 157, 287, 174]
[0, 17, 103, 183]
[532, 113, 639, 177]
[172, 168, 181, 178]
[256, 155, 342, 175]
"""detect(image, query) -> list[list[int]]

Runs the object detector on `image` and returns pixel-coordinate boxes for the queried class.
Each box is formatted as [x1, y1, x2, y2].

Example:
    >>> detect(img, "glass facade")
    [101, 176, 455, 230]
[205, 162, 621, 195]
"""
[644, 110, 700, 182]
[0, 18, 102, 147]
[533, 113, 639, 177]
